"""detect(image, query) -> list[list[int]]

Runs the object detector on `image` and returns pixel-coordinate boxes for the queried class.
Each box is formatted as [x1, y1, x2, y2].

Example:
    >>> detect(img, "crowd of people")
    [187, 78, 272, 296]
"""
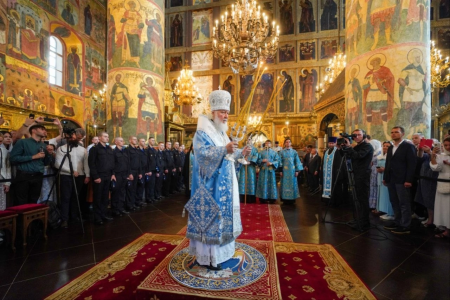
[0, 113, 449, 243]
[0, 116, 188, 233]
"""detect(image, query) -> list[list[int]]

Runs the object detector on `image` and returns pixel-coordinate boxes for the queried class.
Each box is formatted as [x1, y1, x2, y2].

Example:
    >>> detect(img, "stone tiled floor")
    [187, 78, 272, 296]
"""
[0, 187, 448, 300]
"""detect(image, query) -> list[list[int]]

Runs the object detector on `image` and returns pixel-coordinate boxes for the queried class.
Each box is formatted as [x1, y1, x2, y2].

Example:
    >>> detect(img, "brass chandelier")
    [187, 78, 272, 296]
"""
[430, 40, 450, 89]
[316, 49, 346, 96]
[173, 62, 203, 106]
[212, 0, 279, 74]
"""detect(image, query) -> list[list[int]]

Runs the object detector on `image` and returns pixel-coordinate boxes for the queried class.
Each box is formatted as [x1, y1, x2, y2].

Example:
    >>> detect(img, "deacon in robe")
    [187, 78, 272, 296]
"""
[256, 140, 280, 204]
[238, 137, 259, 204]
[321, 137, 346, 205]
[279, 138, 303, 204]
[184, 90, 251, 270]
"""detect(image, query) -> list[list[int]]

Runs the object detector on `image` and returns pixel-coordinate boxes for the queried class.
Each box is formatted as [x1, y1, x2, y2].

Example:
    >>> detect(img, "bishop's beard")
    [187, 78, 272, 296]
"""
[213, 116, 229, 133]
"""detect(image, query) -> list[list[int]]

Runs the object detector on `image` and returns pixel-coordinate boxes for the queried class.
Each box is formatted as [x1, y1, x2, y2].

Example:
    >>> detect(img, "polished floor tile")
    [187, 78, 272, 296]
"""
[0, 187, 448, 299]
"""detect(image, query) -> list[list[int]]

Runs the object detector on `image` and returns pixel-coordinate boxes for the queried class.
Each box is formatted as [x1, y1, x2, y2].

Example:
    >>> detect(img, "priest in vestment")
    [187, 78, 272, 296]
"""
[184, 90, 250, 270]
[279, 138, 303, 204]
[256, 140, 280, 204]
[322, 137, 346, 205]
[238, 137, 259, 204]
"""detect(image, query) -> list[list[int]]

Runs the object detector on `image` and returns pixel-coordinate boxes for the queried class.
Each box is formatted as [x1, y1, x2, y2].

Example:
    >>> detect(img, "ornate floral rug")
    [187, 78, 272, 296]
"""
[46, 234, 376, 300]
[176, 203, 293, 242]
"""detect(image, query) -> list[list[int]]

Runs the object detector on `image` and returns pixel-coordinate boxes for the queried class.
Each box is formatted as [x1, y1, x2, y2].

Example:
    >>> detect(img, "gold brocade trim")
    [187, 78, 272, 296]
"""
[268, 205, 294, 242]
[275, 242, 376, 300]
[45, 234, 184, 300]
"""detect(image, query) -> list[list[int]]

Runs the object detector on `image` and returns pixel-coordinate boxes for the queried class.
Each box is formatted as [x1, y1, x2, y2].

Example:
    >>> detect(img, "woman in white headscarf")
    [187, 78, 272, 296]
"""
[369, 139, 382, 213]
[430, 136, 450, 238]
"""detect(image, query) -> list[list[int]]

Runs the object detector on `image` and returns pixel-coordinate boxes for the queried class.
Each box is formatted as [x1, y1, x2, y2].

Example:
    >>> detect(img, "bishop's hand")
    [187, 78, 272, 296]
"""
[226, 141, 238, 154]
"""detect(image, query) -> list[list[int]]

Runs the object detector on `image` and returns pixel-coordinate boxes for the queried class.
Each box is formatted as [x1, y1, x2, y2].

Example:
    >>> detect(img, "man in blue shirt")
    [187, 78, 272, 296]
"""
[10, 124, 52, 205]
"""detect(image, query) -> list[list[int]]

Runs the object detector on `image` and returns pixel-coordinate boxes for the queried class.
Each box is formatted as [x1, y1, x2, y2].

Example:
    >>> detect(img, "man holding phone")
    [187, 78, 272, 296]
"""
[10, 124, 52, 205]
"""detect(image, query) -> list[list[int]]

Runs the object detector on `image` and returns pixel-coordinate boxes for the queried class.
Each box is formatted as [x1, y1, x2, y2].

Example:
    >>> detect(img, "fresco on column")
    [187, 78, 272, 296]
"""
[278, 69, 295, 113]
[107, 0, 165, 142]
[345, 0, 431, 140]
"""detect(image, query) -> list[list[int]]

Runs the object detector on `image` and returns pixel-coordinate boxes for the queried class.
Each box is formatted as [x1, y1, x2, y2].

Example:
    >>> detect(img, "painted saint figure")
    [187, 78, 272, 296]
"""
[84, 4, 92, 36]
[144, 13, 163, 67]
[281, 70, 294, 112]
[117, 1, 144, 67]
[278, 0, 294, 34]
[279, 138, 303, 204]
[110, 74, 131, 138]
[397, 49, 427, 136]
[66, 46, 82, 94]
[299, 69, 317, 112]
[321, 0, 337, 30]
[107, 9, 116, 68]
[222, 75, 235, 114]
[170, 14, 183, 47]
[362, 55, 395, 140]
[61, 98, 75, 116]
[299, 0, 315, 33]
[346, 66, 362, 129]
[367, 0, 396, 50]
[136, 76, 163, 140]
[61, 3, 76, 26]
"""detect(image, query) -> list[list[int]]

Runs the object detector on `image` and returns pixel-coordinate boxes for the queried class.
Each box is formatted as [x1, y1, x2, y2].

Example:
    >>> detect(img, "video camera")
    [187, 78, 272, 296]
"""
[63, 127, 76, 135]
[337, 133, 353, 151]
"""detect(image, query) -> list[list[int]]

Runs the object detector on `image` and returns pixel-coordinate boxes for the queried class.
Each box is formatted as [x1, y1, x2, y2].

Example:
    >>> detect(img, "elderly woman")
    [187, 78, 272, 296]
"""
[430, 136, 450, 238]
[369, 139, 382, 213]
[376, 141, 394, 220]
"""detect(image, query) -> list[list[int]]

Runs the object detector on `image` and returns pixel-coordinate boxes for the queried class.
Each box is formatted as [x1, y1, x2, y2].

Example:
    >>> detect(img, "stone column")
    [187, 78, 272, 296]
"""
[345, 0, 431, 140]
[106, 0, 165, 142]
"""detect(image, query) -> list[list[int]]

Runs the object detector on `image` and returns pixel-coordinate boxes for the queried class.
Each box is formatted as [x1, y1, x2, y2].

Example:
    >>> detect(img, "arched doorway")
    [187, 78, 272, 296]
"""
[318, 113, 341, 155]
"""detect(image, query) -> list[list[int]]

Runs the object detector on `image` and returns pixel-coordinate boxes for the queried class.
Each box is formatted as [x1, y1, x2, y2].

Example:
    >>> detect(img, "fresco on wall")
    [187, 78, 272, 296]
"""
[66, 45, 83, 95]
[0, 54, 5, 103]
[84, 90, 106, 125]
[191, 75, 212, 118]
[191, 50, 213, 70]
[107, 69, 164, 141]
[274, 123, 316, 148]
[320, 0, 337, 30]
[279, 43, 295, 62]
[168, 55, 183, 71]
[298, 68, 317, 112]
[85, 45, 106, 90]
[169, 13, 183, 47]
[4, 55, 54, 112]
[298, 0, 315, 33]
[299, 41, 315, 60]
[240, 72, 274, 113]
[320, 39, 337, 59]
[59, 1, 78, 26]
[440, 0, 450, 18]
[83, 0, 106, 47]
[278, 69, 295, 113]
[0, 6, 7, 54]
[192, 9, 212, 46]
[439, 85, 450, 106]
[108, 0, 164, 74]
[278, 0, 294, 35]
[220, 74, 237, 115]
[6, 2, 50, 66]
[30, 0, 57, 15]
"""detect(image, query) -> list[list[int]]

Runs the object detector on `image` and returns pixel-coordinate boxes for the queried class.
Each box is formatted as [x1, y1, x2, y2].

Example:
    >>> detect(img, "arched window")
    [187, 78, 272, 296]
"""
[49, 36, 64, 87]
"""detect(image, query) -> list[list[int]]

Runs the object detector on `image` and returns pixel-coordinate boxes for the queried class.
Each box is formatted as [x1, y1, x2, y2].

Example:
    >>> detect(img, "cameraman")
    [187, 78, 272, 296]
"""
[340, 129, 374, 231]
[54, 130, 90, 228]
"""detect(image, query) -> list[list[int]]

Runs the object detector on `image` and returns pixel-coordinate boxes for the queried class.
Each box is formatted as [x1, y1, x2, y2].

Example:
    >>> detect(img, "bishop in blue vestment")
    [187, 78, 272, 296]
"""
[256, 140, 280, 204]
[238, 138, 259, 203]
[279, 138, 303, 203]
[184, 90, 250, 270]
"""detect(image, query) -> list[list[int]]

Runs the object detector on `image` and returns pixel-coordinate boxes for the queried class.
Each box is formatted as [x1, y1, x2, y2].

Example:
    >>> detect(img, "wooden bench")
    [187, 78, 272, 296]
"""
[6, 204, 49, 246]
[0, 210, 18, 250]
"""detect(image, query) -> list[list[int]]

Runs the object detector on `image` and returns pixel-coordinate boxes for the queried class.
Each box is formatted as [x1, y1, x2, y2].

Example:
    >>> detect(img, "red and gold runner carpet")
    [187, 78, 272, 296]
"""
[176, 204, 293, 242]
[46, 233, 376, 300]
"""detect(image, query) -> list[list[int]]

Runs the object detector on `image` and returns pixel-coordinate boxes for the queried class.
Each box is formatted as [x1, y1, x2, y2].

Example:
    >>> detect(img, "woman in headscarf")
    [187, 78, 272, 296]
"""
[369, 139, 382, 213]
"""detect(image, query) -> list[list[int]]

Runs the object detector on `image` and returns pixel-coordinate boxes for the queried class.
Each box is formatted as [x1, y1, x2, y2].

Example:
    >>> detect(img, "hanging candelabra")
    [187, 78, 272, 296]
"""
[430, 40, 450, 89]
[316, 49, 346, 96]
[173, 62, 203, 106]
[212, 0, 279, 74]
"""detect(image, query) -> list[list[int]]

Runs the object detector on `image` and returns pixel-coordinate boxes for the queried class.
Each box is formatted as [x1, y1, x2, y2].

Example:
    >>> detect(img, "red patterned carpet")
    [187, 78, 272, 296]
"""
[177, 203, 293, 242]
[46, 206, 375, 300]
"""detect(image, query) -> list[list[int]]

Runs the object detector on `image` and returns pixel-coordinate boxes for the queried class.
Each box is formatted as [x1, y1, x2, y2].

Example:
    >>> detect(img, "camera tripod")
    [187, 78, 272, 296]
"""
[321, 150, 363, 232]
[46, 141, 84, 234]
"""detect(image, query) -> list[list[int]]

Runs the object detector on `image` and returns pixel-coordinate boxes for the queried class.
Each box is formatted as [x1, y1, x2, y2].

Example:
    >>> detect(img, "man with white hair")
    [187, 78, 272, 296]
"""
[184, 89, 251, 270]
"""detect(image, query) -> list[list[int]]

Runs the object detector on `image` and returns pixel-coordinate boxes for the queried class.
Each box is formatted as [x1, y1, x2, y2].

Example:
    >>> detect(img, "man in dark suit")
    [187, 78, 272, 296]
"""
[125, 136, 142, 211]
[172, 141, 182, 192]
[341, 129, 374, 231]
[111, 137, 131, 217]
[145, 137, 157, 203]
[307, 147, 321, 194]
[155, 142, 166, 200]
[163, 141, 176, 196]
[303, 145, 313, 187]
[135, 138, 148, 207]
[383, 126, 417, 234]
